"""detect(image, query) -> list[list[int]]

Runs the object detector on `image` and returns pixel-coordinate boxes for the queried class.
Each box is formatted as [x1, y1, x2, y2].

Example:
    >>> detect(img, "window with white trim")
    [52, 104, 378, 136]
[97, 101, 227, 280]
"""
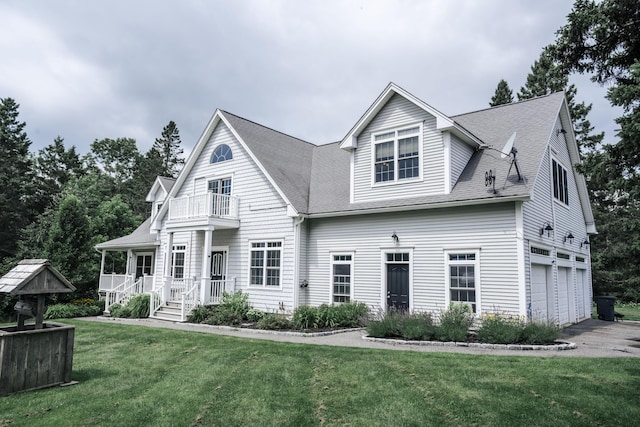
[250, 241, 282, 287]
[446, 252, 479, 313]
[552, 159, 569, 205]
[211, 144, 233, 163]
[373, 125, 421, 183]
[331, 254, 353, 303]
[171, 245, 187, 279]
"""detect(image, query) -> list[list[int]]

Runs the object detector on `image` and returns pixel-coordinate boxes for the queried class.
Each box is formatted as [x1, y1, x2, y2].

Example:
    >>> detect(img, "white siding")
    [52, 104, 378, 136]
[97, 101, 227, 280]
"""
[352, 94, 445, 202]
[305, 203, 521, 315]
[449, 134, 474, 189]
[156, 121, 298, 312]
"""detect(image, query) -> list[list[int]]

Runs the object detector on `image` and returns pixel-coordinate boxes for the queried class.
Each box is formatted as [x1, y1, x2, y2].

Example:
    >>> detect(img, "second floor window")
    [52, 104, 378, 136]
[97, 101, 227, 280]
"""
[373, 125, 421, 183]
[552, 159, 569, 205]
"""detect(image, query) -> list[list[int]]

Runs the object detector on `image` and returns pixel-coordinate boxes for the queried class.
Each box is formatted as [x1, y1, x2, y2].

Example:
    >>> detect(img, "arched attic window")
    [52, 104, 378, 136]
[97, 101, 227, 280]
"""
[211, 144, 233, 164]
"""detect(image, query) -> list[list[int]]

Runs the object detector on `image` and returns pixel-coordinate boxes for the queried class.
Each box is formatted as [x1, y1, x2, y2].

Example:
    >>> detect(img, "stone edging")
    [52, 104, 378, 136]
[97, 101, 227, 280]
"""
[362, 335, 577, 351]
[161, 320, 366, 337]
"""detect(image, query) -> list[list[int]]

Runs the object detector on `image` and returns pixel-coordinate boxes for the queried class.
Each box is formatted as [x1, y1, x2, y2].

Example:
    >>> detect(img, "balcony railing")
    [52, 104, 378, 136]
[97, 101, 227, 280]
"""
[168, 193, 239, 221]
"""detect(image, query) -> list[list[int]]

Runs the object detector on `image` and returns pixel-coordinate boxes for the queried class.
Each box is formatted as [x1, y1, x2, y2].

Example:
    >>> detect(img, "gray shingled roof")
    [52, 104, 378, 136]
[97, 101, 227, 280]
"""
[158, 176, 176, 193]
[223, 111, 315, 213]
[95, 217, 158, 250]
[0, 259, 75, 295]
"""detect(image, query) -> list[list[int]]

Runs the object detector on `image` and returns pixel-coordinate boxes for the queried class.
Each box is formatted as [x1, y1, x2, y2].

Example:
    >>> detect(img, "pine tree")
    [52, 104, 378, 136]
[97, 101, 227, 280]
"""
[489, 79, 514, 106]
[0, 98, 33, 263]
[152, 121, 184, 178]
[518, 47, 603, 153]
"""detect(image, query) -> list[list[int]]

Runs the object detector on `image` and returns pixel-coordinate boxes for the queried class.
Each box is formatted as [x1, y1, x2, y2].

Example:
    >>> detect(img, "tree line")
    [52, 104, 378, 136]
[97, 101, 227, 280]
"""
[0, 99, 185, 311]
[489, 0, 640, 301]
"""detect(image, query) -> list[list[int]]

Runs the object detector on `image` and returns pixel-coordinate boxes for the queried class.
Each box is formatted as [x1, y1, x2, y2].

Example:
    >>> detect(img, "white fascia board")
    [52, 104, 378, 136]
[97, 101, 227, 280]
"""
[150, 110, 223, 231]
[145, 177, 167, 202]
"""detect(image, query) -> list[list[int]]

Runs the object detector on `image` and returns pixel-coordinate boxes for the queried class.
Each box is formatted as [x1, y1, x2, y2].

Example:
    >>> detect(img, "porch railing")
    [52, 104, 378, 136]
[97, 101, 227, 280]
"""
[99, 274, 128, 292]
[204, 278, 237, 305]
[168, 193, 239, 221]
[169, 278, 194, 301]
[181, 282, 200, 321]
[105, 276, 144, 314]
[149, 287, 163, 318]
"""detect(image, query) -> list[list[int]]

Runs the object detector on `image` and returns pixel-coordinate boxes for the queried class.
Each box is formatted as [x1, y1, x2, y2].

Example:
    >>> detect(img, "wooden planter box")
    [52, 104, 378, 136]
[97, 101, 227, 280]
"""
[0, 322, 75, 396]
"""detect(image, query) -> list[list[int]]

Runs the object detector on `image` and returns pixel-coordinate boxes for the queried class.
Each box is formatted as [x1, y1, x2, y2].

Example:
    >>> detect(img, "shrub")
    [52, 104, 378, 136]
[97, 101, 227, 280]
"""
[204, 305, 243, 326]
[128, 294, 150, 318]
[292, 305, 318, 329]
[366, 308, 404, 338]
[477, 313, 523, 344]
[257, 313, 292, 330]
[436, 304, 474, 342]
[520, 321, 561, 344]
[220, 290, 250, 319]
[109, 303, 132, 318]
[334, 302, 369, 327]
[400, 312, 436, 341]
[44, 302, 102, 319]
[188, 305, 210, 323]
[246, 308, 264, 322]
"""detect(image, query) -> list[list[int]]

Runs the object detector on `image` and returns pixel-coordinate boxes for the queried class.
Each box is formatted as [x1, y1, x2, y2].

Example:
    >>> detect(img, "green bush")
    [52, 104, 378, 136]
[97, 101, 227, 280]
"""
[110, 303, 131, 318]
[477, 313, 523, 344]
[204, 305, 243, 326]
[436, 304, 474, 342]
[366, 308, 404, 338]
[220, 290, 250, 319]
[128, 294, 150, 318]
[334, 302, 369, 327]
[256, 313, 292, 330]
[292, 305, 317, 329]
[520, 321, 560, 344]
[188, 305, 210, 323]
[400, 312, 436, 341]
[246, 308, 264, 322]
[44, 302, 102, 319]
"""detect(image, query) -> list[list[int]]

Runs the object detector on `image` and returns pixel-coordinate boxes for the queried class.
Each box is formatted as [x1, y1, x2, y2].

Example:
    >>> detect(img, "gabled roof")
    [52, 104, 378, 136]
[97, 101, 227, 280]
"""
[0, 259, 76, 295]
[146, 176, 175, 202]
[339, 82, 484, 150]
[95, 217, 158, 251]
[223, 111, 315, 214]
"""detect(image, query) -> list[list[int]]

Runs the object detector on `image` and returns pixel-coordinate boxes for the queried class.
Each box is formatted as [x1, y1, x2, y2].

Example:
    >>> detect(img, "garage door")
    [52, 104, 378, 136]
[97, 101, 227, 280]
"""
[576, 269, 587, 319]
[531, 264, 550, 322]
[557, 267, 570, 325]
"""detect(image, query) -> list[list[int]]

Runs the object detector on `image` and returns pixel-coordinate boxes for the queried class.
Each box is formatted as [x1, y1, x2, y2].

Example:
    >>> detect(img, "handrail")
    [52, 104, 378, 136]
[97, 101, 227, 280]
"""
[149, 288, 163, 317]
[180, 281, 201, 321]
[105, 276, 143, 314]
[168, 193, 239, 221]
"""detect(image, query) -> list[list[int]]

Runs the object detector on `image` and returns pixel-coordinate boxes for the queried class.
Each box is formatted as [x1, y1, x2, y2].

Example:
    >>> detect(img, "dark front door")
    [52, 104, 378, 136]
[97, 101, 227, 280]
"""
[387, 264, 409, 310]
[210, 251, 226, 281]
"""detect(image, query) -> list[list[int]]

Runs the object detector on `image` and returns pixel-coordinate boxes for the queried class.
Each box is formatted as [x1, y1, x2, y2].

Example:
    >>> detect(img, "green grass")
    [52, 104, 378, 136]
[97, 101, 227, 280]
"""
[592, 302, 640, 321]
[1, 320, 639, 426]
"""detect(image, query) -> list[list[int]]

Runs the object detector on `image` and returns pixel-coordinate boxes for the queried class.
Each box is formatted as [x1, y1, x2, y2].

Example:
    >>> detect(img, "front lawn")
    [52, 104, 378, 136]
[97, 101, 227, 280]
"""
[1, 320, 638, 427]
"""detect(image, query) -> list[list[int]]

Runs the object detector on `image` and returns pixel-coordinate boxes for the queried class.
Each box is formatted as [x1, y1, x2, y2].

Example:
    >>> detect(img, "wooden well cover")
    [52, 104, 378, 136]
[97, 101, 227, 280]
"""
[0, 259, 76, 295]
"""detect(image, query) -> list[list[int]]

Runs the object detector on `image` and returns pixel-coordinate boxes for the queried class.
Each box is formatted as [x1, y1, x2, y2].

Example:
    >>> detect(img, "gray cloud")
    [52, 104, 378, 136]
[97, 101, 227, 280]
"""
[0, 0, 619, 157]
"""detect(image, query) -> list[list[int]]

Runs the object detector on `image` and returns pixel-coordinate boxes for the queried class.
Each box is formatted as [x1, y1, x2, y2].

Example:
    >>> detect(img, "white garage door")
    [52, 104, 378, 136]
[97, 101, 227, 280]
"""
[531, 264, 550, 322]
[576, 269, 587, 319]
[557, 267, 570, 325]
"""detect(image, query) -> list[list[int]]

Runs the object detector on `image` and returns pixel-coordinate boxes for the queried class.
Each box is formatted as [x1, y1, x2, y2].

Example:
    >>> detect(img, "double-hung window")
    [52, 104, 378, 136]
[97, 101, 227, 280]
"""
[373, 125, 421, 183]
[552, 159, 569, 205]
[171, 245, 187, 279]
[446, 252, 479, 313]
[331, 254, 353, 303]
[250, 241, 282, 288]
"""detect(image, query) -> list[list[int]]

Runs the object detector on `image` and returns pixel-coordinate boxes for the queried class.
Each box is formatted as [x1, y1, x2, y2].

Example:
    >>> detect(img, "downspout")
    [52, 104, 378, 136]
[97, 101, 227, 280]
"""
[293, 215, 306, 309]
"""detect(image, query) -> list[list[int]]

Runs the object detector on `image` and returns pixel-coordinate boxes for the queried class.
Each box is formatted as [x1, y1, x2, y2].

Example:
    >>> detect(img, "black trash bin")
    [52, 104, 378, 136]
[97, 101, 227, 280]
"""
[594, 295, 616, 321]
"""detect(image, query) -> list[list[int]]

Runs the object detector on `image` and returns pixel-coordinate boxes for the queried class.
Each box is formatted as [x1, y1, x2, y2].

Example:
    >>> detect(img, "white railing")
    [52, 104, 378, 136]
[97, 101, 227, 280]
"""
[169, 278, 194, 301]
[181, 282, 201, 321]
[168, 193, 239, 221]
[150, 287, 163, 318]
[99, 274, 129, 292]
[105, 276, 144, 313]
[204, 279, 237, 305]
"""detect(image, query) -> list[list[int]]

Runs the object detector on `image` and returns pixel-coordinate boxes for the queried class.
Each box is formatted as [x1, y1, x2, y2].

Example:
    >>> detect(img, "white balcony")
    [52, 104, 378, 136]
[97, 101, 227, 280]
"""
[167, 193, 239, 228]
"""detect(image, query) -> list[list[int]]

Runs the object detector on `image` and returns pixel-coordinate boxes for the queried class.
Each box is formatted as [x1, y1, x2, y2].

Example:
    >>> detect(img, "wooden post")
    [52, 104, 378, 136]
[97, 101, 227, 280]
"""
[35, 295, 45, 329]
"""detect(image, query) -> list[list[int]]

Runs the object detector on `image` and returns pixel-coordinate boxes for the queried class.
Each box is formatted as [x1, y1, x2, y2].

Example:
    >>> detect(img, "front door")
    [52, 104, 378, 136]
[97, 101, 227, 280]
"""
[210, 251, 226, 281]
[387, 264, 409, 310]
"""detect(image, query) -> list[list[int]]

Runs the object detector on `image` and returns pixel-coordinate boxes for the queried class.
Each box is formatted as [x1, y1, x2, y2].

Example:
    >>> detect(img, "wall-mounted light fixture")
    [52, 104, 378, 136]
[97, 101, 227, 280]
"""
[539, 222, 554, 238]
[580, 239, 590, 248]
[563, 232, 574, 244]
[557, 128, 567, 136]
[391, 231, 399, 244]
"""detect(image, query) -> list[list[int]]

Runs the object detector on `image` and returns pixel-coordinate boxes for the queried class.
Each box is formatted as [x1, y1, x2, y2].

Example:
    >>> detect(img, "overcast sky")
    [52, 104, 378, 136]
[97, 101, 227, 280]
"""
[1, 0, 621, 157]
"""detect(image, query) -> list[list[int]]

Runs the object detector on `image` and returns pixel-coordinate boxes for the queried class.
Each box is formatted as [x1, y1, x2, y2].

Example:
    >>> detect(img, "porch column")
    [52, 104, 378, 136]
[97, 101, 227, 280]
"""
[126, 249, 133, 277]
[99, 250, 106, 291]
[200, 229, 213, 304]
[164, 232, 174, 302]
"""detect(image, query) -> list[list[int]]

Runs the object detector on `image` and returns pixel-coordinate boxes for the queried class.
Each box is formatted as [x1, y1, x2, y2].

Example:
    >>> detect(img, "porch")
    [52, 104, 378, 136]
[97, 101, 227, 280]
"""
[167, 193, 240, 229]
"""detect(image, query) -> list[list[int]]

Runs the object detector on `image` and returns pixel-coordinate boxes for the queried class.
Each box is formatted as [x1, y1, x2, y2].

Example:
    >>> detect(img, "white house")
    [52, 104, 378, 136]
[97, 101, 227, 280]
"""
[96, 83, 596, 325]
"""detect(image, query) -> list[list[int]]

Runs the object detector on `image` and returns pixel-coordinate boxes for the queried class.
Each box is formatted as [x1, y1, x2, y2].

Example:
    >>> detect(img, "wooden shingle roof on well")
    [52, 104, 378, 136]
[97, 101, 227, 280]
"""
[0, 259, 76, 295]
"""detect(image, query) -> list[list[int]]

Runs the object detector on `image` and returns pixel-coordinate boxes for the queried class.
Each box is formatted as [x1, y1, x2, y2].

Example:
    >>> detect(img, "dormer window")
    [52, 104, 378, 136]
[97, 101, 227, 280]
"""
[211, 144, 233, 164]
[373, 125, 421, 184]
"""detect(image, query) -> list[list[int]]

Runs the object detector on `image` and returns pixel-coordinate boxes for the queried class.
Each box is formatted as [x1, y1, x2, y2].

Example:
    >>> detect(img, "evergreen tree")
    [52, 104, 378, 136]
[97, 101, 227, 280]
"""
[0, 98, 33, 263]
[518, 47, 603, 153]
[45, 195, 95, 295]
[152, 120, 184, 178]
[489, 79, 514, 106]
[551, 0, 640, 300]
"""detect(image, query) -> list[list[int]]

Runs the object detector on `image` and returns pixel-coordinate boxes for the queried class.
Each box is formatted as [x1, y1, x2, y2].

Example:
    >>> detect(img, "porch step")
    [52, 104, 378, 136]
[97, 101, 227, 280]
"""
[152, 301, 184, 322]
